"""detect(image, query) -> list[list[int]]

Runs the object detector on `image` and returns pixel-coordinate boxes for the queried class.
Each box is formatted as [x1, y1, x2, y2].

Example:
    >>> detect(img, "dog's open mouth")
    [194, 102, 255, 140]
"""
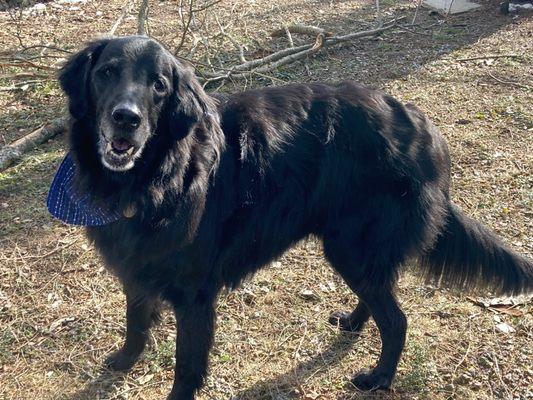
[109, 138, 135, 156]
[101, 136, 139, 171]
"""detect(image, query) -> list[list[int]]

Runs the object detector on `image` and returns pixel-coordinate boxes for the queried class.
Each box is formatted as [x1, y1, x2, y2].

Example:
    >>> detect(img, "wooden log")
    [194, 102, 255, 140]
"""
[0, 116, 68, 172]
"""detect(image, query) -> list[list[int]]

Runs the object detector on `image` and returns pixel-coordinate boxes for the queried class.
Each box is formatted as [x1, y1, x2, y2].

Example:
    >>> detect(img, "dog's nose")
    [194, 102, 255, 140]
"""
[111, 105, 141, 129]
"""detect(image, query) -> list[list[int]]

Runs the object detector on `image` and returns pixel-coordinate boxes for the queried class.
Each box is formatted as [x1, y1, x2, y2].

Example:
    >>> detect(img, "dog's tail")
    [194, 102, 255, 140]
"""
[420, 203, 533, 295]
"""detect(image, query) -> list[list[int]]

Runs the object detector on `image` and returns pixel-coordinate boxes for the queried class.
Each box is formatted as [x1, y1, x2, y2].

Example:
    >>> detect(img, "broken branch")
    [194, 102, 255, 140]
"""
[109, 0, 135, 36]
[0, 117, 68, 172]
[271, 24, 333, 38]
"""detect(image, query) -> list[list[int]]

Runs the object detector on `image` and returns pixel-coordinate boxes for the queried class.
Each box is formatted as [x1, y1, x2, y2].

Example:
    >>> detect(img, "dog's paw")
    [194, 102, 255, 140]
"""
[328, 311, 365, 333]
[352, 369, 392, 391]
[167, 384, 196, 400]
[104, 349, 139, 371]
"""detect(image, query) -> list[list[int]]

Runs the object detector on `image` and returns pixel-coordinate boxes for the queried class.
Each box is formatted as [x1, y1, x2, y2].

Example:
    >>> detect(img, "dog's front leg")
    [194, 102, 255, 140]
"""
[167, 293, 217, 400]
[106, 286, 160, 371]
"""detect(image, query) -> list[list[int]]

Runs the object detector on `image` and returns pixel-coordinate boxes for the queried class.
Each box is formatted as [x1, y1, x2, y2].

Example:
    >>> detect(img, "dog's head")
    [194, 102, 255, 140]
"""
[59, 36, 215, 172]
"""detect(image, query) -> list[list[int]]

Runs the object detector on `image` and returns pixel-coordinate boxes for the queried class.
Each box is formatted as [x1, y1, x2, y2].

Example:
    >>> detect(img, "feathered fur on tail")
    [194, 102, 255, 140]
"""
[420, 203, 533, 295]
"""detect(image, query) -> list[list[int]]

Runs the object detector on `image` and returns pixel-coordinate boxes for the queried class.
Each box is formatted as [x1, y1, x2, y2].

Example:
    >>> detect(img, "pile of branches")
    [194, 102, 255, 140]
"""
[198, 18, 403, 85]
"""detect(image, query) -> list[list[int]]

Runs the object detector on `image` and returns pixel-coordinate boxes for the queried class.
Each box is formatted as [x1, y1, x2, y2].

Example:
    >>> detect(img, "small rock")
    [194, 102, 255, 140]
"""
[49, 316, 75, 332]
[496, 322, 515, 333]
[137, 373, 154, 384]
[299, 289, 320, 302]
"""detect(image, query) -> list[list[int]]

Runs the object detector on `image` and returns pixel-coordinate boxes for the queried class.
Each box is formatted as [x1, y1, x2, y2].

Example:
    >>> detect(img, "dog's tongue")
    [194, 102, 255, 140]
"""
[112, 138, 132, 152]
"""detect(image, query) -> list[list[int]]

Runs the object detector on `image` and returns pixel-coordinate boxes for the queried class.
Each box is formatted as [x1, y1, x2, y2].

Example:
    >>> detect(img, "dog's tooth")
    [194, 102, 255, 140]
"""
[126, 147, 134, 155]
[106, 142, 112, 153]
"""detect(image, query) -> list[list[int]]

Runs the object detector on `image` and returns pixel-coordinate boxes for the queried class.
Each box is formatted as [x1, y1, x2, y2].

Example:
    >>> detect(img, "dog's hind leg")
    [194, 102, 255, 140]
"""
[105, 287, 160, 371]
[324, 237, 407, 391]
[330, 268, 406, 390]
[349, 289, 407, 391]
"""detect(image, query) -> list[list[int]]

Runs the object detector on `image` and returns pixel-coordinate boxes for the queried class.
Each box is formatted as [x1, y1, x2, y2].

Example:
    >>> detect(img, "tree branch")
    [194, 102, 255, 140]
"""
[0, 117, 68, 172]
[109, 0, 135, 36]
[271, 24, 333, 38]
[138, 0, 150, 36]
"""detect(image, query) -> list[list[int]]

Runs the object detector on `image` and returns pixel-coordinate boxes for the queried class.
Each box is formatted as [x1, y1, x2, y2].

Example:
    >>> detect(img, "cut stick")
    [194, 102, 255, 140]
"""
[0, 117, 68, 172]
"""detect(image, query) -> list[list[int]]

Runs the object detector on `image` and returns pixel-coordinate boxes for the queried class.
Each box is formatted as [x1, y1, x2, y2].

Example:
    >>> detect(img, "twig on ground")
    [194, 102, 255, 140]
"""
[489, 352, 513, 399]
[23, 238, 79, 261]
[412, 0, 423, 25]
[215, 13, 246, 63]
[18, 44, 72, 54]
[109, 0, 135, 35]
[328, 16, 404, 42]
[0, 72, 50, 80]
[284, 25, 294, 48]
[452, 325, 472, 377]
[192, 0, 223, 13]
[396, 25, 432, 36]
[0, 116, 68, 172]
[137, 0, 150, 36]
[0, 79, 49, 92]
[456, 54, 521, 62]
[487, 71, 531, 90]
[0, 59, 58, 71]
[376, 0, 382, 27]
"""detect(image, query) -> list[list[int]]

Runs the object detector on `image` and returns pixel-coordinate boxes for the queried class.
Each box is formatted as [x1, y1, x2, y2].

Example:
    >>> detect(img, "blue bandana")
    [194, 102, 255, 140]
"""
[47, 153, 121, 226]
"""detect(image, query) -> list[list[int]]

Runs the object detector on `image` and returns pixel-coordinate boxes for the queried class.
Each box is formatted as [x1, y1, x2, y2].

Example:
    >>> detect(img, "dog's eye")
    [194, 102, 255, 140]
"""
[153, 78, 166, 93]
[99, 66, 115, 78]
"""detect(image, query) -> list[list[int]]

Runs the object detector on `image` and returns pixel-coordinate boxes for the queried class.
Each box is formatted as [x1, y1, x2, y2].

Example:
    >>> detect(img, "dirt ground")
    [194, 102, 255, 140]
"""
[0, 0, 532, 399]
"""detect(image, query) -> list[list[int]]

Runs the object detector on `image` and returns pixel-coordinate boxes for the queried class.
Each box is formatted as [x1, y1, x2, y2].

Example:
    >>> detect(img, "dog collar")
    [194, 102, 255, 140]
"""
[47, 153, 122, 226]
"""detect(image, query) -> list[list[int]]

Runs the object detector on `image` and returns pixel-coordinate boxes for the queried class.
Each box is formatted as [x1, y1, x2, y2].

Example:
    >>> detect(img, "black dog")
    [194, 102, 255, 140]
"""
[57, 36, 532, 399]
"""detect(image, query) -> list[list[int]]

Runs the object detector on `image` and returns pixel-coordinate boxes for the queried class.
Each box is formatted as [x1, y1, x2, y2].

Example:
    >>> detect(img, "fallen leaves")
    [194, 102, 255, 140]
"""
[466, 295, 531, 317]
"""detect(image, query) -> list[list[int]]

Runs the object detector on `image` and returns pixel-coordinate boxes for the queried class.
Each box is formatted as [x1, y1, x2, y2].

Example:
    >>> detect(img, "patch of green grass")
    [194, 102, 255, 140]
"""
[433, 31, 451, 42]
[0, 330, 15, 364]
[377, 41, 393, 51]
[397, 342, 431, 397]
[380, 0, 395, 7]
[33, 80, 61, 97]
[145, 338, 175, 370]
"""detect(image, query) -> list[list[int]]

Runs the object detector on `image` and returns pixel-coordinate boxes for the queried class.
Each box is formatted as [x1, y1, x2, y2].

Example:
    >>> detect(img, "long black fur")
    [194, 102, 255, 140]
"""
[420, 203, 532, 294]
[58, 36, 533, 400]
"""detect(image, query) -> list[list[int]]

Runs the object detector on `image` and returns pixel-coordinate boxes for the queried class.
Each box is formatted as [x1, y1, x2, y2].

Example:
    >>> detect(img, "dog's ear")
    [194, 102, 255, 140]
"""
[169, 59, 218, 133]
[59, 39, 110, 119]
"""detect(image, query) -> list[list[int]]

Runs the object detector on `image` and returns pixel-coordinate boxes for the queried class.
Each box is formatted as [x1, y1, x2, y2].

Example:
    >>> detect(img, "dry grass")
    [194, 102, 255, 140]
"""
[1, 0, 532, 399]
